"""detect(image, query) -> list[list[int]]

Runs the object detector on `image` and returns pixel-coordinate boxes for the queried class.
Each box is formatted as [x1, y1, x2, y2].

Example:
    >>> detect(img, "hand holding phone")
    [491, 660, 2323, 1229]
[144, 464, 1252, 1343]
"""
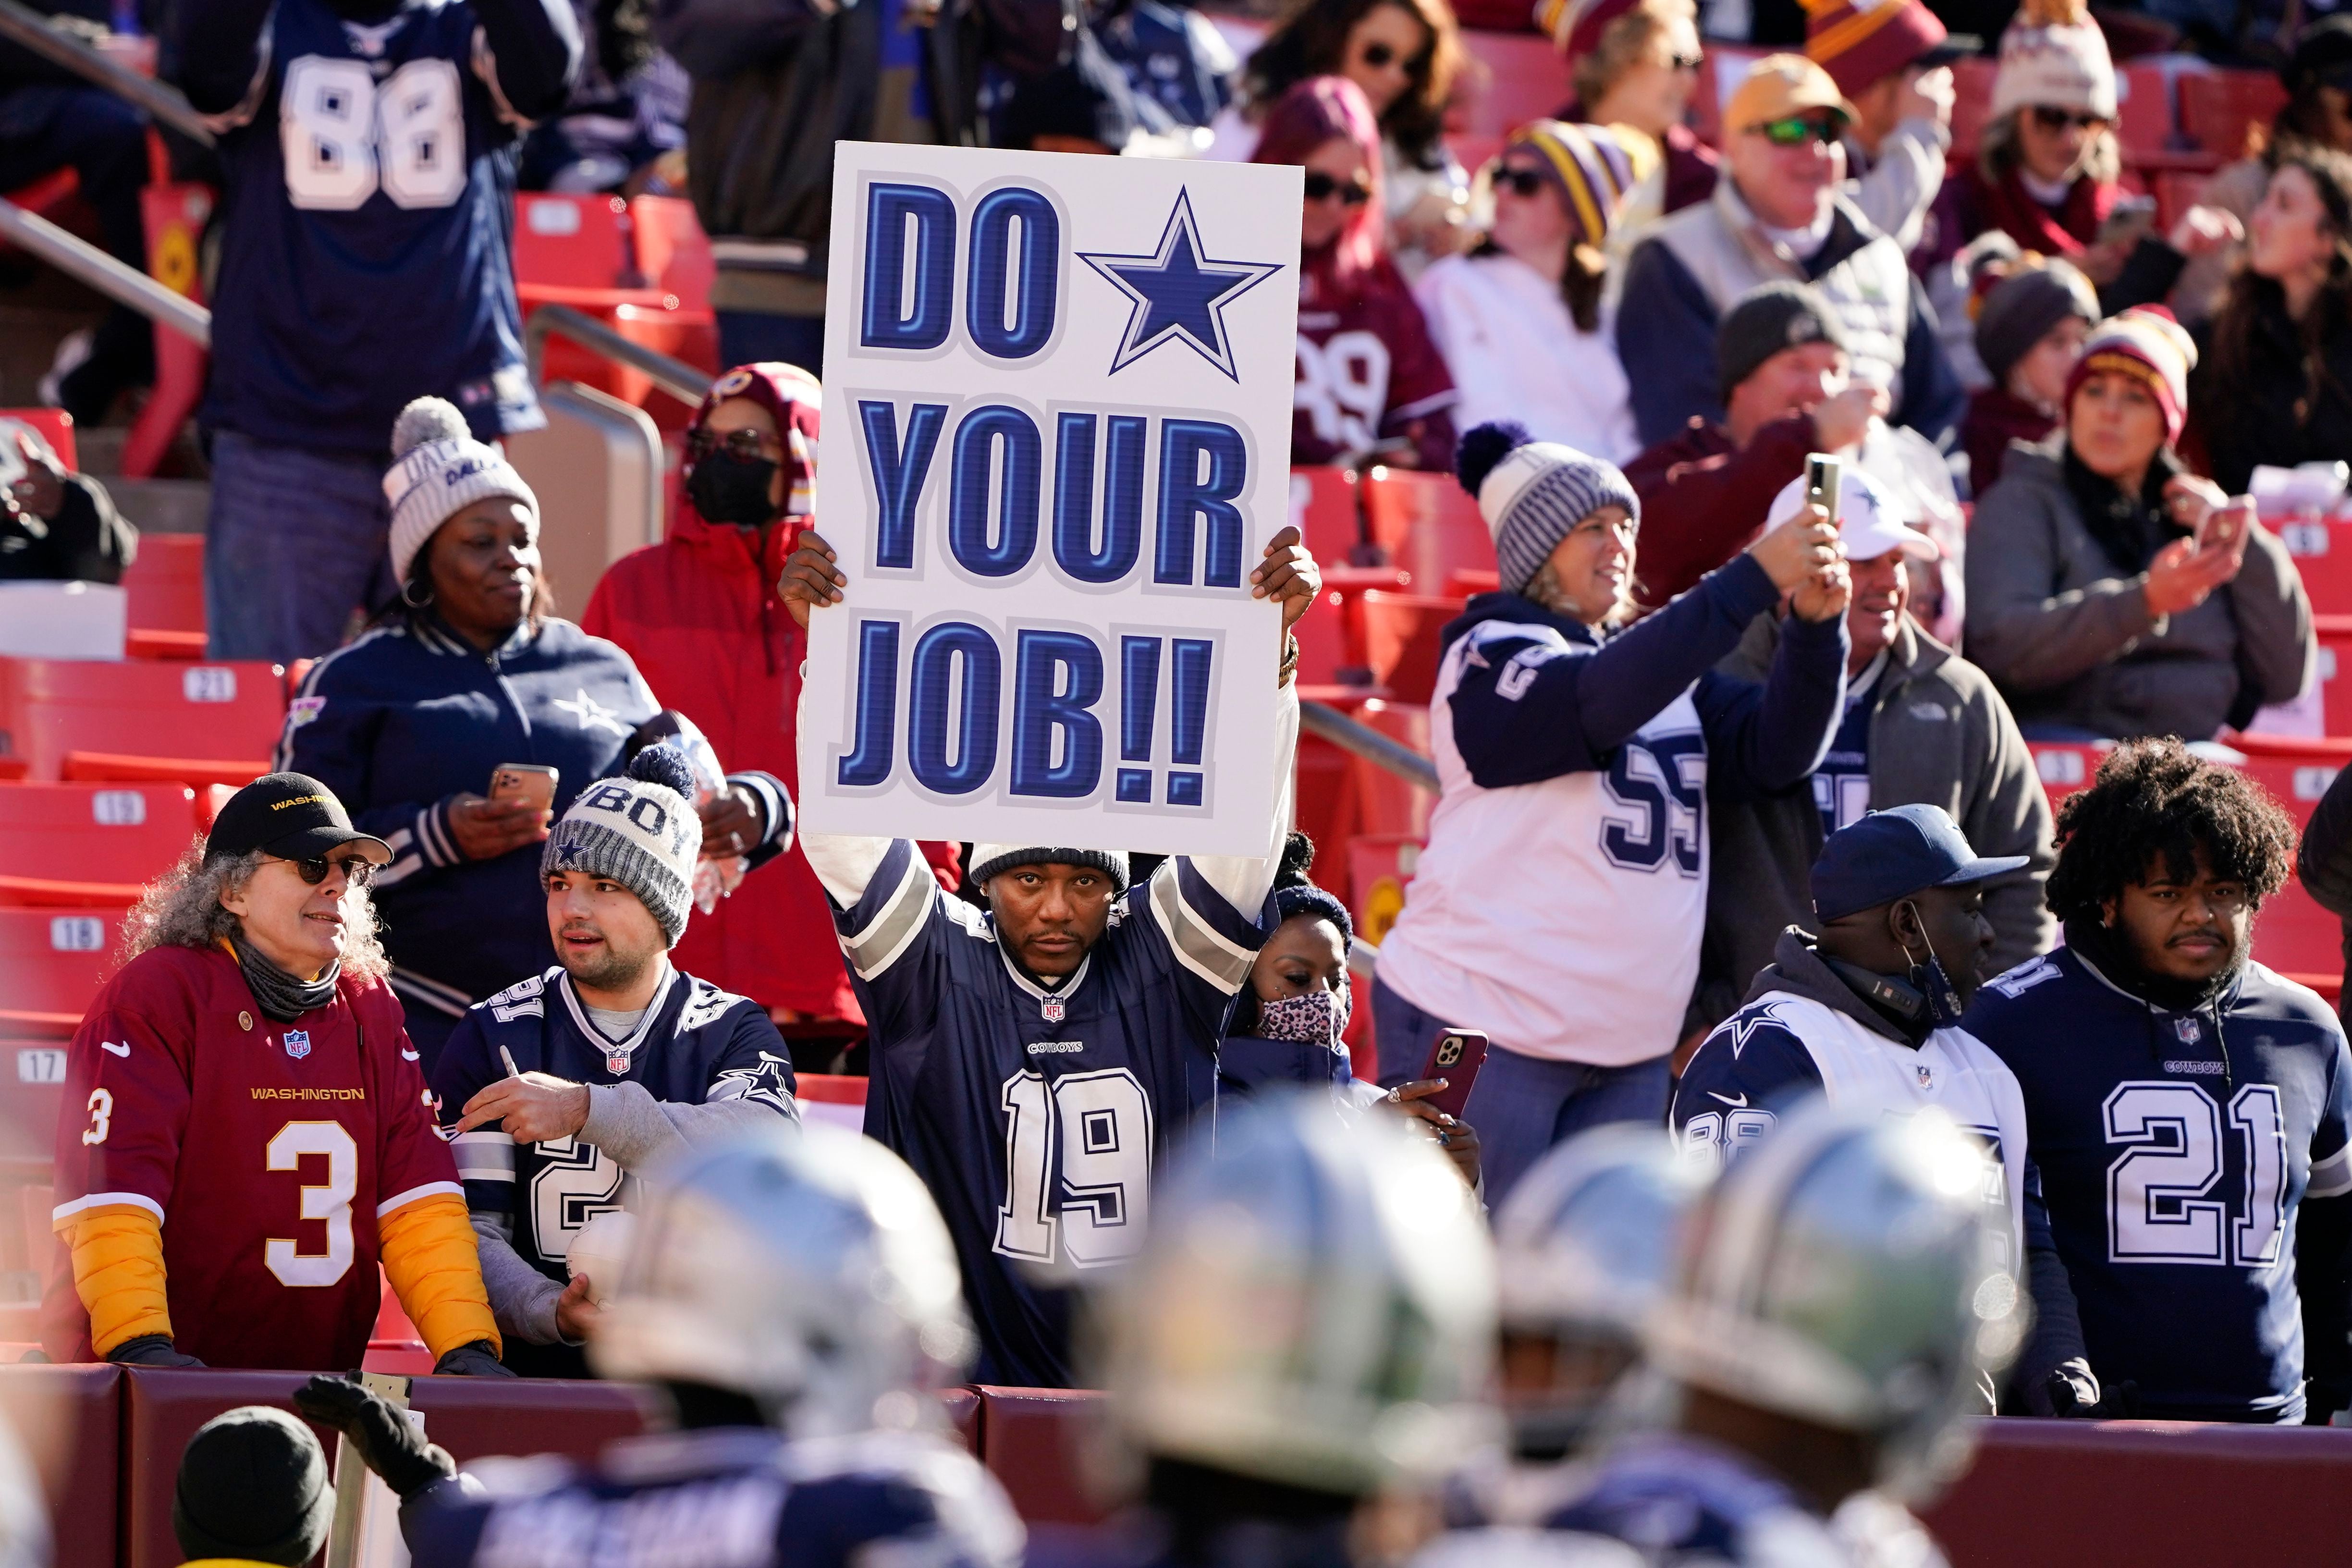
[489, 764, 558, 816]
[1414, 1029, 1490, 1119]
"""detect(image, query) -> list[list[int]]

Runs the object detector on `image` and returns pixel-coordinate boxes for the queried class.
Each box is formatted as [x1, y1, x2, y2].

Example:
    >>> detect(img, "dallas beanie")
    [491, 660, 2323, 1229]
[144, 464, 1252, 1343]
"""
[543, 746, 701, 945]
[1455, 422, 1640, 598]
[384, 396, 540, 588]
[969, 844, 1131, 892]
[172, 1406, 333, 1568]
[1716, 281, 1849, 404]
[1975, 259, 2100, 387]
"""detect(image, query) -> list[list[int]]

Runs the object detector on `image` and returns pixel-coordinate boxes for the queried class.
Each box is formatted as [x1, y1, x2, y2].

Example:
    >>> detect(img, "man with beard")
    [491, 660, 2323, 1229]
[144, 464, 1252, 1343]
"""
[432, 746, 800, 1376]
[1964, 739, 2352, 1424]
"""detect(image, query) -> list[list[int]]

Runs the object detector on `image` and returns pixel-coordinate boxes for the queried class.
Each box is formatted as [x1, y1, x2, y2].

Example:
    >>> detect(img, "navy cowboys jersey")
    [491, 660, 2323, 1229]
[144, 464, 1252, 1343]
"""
[404, 1426, 1024, 1568]
[200, 0, 544, 450]
[433, 964, 797, 1361]
[824, 838, 1273, 1389]
[1963, 948, 2352, 1421]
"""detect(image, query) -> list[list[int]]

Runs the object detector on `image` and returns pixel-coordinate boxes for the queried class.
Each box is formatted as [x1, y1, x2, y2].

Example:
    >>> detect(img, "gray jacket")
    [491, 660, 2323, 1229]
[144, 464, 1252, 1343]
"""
[1963, 439, 2314, 741]
[1689, 614, 2054, 1038]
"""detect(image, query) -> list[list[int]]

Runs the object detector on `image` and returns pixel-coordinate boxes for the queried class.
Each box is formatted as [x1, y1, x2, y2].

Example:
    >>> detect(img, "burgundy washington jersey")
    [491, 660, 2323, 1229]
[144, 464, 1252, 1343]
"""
[1290, 257, 1456, 466]
[45, 944, 462, 1369]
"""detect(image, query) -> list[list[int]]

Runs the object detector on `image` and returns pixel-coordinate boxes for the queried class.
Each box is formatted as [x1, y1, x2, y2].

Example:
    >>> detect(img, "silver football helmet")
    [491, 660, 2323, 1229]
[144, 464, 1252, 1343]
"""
[1093, 1091, 1497, 1497]
[1492, 1126, 1711, 1458]
[1646, 1102, 2025, 1504]
[590, 1120, 977, 1438]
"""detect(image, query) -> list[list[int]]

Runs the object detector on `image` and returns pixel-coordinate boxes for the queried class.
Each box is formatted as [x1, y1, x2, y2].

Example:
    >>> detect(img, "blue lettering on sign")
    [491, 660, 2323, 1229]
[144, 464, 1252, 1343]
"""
[965, 187, 1060, 360]
[861, 184, 957, 351]
[1011, 630, 1103, 798]
[861, 401, 947, 571]
[1155, 421, 1248, 588]
[1053, 413, 1146, 584]
[948, 406, 1042, 577]
[907, 623, 1001, 796]
[835, 621, 902, 788]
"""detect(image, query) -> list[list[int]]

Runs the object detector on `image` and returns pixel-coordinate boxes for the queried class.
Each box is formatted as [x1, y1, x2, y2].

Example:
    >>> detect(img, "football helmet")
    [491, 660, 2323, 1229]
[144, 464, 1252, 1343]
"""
[590, 1121, 976, 1437]
[1647, 1102, 2025, 1503]
[1093, 1090, 1496, 1496]
[1492, 1126, 1711, 1458]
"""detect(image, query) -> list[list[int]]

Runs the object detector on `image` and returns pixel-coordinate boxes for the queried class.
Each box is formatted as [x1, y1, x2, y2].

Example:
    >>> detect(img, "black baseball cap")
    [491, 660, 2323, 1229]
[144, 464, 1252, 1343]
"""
[1811, 804, 2028, 923]
[204, 772, 392, 866]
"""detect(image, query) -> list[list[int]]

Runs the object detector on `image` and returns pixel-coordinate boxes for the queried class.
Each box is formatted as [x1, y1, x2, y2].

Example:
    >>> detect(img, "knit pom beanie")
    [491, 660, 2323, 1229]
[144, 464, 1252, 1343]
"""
[543, 746, 702, 945]
[1456, 422, 1640, 598]
[384, 396, 540, 588]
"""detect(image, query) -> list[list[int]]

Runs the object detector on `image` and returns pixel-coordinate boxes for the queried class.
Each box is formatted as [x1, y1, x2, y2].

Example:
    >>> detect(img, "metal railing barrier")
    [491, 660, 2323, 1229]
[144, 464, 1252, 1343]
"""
[0, 0, 213, 146]
[0, 196, 208, 347]
[1299, 699, 1439, 793]
[525, 303, 714, 407]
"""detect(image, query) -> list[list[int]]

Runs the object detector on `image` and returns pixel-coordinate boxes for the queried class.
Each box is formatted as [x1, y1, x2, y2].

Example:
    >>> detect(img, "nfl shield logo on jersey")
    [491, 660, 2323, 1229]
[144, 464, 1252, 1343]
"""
[2175, 1017, 2202, 1044]
[1041, 996, 1066, 1024]
[1916, 1062, 1934, 1089]
[283, 1030, 311, 1060]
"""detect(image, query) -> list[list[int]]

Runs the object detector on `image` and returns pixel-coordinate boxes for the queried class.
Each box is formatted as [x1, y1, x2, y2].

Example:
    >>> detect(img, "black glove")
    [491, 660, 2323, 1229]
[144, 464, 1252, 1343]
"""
[107, 1334, 204, 1367]
[433, 1339, 515, 1378]
[2089, 1378, 2141, 1420]
[2023, 1357, 2101, 1418]
[293, 1374, 458, 1500]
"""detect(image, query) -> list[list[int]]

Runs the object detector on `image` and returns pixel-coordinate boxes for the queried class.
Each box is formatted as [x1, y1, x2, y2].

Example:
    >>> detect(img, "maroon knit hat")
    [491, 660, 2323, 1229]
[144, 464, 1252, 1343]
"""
[1804, 0, 1949, 99]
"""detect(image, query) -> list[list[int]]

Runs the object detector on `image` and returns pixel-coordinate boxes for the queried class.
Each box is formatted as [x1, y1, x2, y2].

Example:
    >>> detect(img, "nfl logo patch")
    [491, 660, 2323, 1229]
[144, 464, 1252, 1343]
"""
[1916, 1063, 1933, 1089]
[607, 1052, 630, 1077]
[2175, 1017, 2201, 1044]
[1041, 996, 1066, 1025]
[283, 1030, 311, 1061]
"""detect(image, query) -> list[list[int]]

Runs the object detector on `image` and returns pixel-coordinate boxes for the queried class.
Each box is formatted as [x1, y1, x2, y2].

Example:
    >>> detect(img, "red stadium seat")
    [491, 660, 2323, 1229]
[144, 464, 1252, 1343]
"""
[2273, 512, 2352, 616]
[971, 1386, 1111, 1525]
[1947, 56, 2005, 161]
[1360, 467, 1497, 591]
[514, 193, 649, 294]
[1351, 589, 1463, 705]
[2309, 615, 2352, 736]
[629, 195, 716, 315]
[796, 1070, 868, 1133]
[2115, 61, 2178, 168]
[0, 783, 199, 886]
[0, 1364, 120, 1568]
[0, 409, 76, 473]
[0, 658, 285, 783]
[2179, 69, 2288, 162]
[0, 905, 126, 1021]
[118, 535, 205, 636]
[1349, 699, 1433, 840]
[1447, 30, 1565, 139]
[0, 1047, 62, 1161]
[1289, 466, 1363, 569]
[2152, 169, 2212, 234]
[60, 753, 270, 791]
[1345, 832, 1423, 945]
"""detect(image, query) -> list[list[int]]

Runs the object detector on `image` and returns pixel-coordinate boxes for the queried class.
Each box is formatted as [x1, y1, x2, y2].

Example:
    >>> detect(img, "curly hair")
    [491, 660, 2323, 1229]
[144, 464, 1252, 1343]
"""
[122, 846, 392, 983]
[2045, 737, 2298, 923]
[1241, 0, 1465, 168]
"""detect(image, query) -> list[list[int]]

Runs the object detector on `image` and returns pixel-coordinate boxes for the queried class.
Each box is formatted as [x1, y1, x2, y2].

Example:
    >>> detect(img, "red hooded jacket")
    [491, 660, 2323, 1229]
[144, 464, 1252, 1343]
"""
[581, 364, 960, 1021]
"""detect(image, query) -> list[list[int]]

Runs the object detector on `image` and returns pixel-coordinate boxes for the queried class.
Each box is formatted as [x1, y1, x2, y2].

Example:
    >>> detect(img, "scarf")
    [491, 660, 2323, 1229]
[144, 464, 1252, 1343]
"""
[2061, 442, 2186, 578]
[228, 938, 341, 1023]
[1977, 164, 2118, 260]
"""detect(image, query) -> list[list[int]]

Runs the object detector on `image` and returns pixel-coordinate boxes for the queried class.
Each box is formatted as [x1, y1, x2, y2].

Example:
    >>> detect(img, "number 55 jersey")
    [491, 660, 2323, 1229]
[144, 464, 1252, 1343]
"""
[1964, 946, 2352, 1422]
[44, 943, 492, 1370]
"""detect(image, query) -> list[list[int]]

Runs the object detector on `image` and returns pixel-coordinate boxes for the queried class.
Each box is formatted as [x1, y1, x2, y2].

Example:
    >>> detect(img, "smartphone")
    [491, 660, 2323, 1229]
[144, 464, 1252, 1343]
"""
[1805, 452, 1843, 526]
[2199, 501, 2246, 553]
[489, 763, 558, 815]
[2096, 194, 2158, 250]
[1417, 1029, 1490, 1120]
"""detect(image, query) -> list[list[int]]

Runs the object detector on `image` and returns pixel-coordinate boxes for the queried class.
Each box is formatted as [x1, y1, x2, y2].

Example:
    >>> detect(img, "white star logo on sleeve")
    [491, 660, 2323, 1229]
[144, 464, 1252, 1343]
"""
[552, 688, 631, 737]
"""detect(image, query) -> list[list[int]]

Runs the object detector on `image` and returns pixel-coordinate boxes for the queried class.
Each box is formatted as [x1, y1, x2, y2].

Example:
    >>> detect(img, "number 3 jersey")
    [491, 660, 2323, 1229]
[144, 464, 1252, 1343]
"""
[807, 835, 1279, 1390]
[44, 944, 463, 1369]
[1963, 946, 2352, 1421]
[196, 0, 546, 451]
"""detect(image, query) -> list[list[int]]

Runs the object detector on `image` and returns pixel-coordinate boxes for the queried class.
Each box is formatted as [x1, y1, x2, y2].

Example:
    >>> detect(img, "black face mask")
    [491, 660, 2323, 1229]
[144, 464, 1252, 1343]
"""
[687, 451, 781, 528]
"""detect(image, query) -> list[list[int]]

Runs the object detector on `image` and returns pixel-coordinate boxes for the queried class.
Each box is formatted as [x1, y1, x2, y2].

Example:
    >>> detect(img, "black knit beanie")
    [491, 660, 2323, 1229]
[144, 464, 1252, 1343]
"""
[172, 1406, 334, 1567]
[1716, 282, 1849, 404]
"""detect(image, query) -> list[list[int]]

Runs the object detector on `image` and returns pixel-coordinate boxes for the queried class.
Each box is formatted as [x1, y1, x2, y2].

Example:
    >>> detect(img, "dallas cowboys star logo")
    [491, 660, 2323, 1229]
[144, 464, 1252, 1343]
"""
[1078, 189, 1282, 382]
[552, 687, 629, 737]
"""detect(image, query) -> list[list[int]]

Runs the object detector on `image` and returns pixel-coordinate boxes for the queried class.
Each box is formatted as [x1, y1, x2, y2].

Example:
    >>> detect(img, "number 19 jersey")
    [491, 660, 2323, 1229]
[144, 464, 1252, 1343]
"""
[1963, 948, 2352, 1421]
[200, 0, 542, 452]
[44, 944, 462, 1369]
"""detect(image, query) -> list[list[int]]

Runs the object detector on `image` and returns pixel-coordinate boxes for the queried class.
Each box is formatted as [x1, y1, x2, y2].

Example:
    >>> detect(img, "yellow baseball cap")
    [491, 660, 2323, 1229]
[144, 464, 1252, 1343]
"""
[1724, 53, 1858, 131]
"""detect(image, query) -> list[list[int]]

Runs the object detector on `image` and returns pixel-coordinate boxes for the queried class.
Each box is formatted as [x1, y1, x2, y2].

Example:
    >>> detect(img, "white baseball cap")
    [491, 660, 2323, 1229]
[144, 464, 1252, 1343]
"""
[1765, 469, 1940, 564]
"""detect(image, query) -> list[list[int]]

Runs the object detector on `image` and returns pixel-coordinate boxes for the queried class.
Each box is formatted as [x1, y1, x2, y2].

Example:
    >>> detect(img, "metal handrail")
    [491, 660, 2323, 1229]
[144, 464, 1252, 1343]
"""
[0, 0, 212, 146]
[525, 303, 714, 406]
[1300, 699, 1438, 792]
[0, 197, 208, 346]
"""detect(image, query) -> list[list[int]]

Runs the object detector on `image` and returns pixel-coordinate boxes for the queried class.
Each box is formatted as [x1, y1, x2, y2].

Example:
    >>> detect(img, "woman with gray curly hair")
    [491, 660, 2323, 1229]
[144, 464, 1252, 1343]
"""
[43, 773, 511, 1377]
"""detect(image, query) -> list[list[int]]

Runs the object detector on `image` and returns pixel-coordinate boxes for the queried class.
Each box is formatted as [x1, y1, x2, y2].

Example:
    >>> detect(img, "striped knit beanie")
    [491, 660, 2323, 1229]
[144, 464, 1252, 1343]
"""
[1803, 0, 1947, 100]
[1989, 0, 2116, 122]
[384, 397, 539, 587]
[1534, 0, 1640, 60]
[543, 747, 701, 945]
[969, 844, 1130, 893]
[2064, 306, 2195, 443]
[1456, 422, 1641, 598]
[1503, 121, 1647, 249]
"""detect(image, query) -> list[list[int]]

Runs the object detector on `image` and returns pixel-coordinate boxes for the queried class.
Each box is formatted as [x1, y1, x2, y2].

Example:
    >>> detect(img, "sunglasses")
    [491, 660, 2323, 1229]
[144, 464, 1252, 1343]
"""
[1302, 171, 1374, 206]
[277, 853, 379, 889]
[1664, 50, 1704, 71]
[2030, 105, 2109, 132]
[1751, 114, 1844, 146]
[1495, 167, 1550, 197]
[1356, 41, 1419, 69]
[686, 427, 781, 462]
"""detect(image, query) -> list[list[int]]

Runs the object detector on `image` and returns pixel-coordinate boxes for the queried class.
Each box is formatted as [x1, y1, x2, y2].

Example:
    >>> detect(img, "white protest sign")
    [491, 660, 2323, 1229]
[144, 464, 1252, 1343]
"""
[801, 143, 1303, 856]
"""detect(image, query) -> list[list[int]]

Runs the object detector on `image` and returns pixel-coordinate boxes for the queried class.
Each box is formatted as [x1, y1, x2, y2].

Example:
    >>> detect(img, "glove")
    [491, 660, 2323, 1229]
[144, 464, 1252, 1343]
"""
[432, 1339, 515, 1378]
[293, 1374, 458, 1500]
[2023, 1357, 2101, 1418]
[2089, 1379, 2141, 1420]
[107, 1334, 204, 1368]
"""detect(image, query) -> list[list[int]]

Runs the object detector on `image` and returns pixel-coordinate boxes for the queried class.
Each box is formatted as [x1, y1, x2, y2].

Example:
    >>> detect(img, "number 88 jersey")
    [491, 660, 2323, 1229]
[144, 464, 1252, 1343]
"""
[1965, 947, 2352, 1422]
[44, 944, 463, 1369]
[197, 0, 543, 453]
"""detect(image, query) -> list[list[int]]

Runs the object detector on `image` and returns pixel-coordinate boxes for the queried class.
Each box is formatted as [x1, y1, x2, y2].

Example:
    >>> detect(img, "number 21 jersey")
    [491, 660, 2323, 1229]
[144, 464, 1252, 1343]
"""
[200, 0, 542, 453]
[45, 944, 462, 1369]
[1965, 947, 2352, 1421]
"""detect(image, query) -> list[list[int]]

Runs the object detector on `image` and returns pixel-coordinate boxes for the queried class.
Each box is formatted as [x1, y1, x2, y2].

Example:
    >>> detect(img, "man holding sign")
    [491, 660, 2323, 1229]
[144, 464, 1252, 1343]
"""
[781, 144, 1325, 1384]
[782, 527, 1313, 1388]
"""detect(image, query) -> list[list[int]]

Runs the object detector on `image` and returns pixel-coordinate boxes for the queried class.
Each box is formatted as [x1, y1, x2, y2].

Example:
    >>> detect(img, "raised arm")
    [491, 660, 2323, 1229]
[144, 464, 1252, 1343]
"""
[173, 0, 277, 117]
[472, 0, 582, 122]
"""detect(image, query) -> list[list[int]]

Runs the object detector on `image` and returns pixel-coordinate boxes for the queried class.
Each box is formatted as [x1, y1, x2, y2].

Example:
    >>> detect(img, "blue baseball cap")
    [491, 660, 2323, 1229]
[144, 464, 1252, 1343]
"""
[1811, 804, 2030, 923]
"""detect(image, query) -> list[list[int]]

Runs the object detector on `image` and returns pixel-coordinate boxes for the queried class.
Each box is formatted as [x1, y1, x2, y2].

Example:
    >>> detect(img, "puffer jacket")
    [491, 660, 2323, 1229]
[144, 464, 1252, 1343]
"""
[581, 514, 961, 1020]
[1963, 438, 2314, 741]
